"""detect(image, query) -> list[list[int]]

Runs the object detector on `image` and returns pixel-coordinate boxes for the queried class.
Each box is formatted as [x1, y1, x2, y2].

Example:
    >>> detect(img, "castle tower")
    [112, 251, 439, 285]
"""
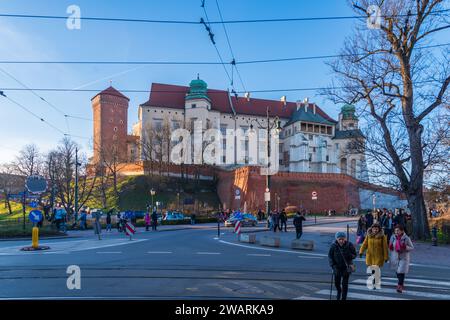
[338, 104, 359, 131]
[91, 86, 130, 164]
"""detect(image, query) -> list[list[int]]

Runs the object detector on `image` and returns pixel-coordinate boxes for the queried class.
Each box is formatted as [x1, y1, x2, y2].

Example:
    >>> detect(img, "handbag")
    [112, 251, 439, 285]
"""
[338, 245, 356, 273]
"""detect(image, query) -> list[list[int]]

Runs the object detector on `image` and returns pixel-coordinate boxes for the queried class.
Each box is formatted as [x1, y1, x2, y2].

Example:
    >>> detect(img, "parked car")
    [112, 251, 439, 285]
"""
[164, 211, 185, 221]
[132, 211, 146, 220]
[224, 213, 257, 227]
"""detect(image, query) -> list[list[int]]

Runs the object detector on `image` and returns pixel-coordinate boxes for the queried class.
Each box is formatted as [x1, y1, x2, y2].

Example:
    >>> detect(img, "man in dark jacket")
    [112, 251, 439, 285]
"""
[293, 211, 306, 239]
[279, 210, 288, 232]
[151, 210, 158, 231]
[272, 211, 280, 232]
[365, 212, 374, 229]
[328, 232, 357, 300]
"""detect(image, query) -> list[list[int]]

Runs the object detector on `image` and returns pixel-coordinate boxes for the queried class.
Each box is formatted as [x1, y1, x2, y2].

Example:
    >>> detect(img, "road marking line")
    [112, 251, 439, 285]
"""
[218, 239, 327, 257]
[247, 254, 271, 257]
[383, 277, 450, 287]
[293, 296, 326, 300]
[147, 251, 172, 254]
[96, 251, 122, 254]
[298, 256, 323, 259]
[352, 279, 450, 290]
[315, 289, 408, 300]
[197, 252, 221, 255]
[347, 284, 450, 299]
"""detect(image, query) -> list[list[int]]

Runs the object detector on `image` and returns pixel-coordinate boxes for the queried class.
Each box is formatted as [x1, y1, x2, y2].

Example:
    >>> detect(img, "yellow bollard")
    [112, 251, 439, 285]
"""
[32, 227, 39, 249]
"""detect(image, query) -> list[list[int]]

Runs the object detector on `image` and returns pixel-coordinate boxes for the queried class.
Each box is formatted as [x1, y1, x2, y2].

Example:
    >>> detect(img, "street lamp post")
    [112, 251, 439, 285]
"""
[249, 106, 282, 217]
[150, 189, 156, 212]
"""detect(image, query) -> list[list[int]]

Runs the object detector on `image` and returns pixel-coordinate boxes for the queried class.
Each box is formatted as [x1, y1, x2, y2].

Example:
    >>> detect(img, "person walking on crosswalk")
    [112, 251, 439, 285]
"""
[328, 232, 357, 300]
[389, 225, 414, 293]
[359, 222, 389, 268]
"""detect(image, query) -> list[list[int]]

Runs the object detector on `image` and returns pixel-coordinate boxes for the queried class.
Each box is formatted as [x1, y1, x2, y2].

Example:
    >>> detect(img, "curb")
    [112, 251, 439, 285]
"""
[240, 218, 357, 234]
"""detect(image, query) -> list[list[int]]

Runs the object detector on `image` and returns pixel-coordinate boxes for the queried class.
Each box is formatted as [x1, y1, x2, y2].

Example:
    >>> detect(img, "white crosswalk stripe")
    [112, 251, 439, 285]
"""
[311, 277, 450, 300]
[316, 289, 407, 300]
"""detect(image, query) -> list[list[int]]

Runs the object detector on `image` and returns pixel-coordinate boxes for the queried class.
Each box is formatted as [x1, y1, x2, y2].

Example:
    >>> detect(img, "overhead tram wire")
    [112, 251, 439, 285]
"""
[0, 8, 448, 24]
[200, 0, 236, 94]
[214, 0, 247, 93]
[0, 91, 91, 141]
[0, 79, 441, 95]
[0, 67, 93, 122]
[1, 43, 448, 66]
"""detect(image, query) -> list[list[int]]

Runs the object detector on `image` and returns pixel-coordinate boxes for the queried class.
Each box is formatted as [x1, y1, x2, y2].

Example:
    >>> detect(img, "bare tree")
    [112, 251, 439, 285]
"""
[47, 137, 96, 217]
[325, 0, 450, 239]
[13, 144, 42, 177]
[0, 163, 24, 214]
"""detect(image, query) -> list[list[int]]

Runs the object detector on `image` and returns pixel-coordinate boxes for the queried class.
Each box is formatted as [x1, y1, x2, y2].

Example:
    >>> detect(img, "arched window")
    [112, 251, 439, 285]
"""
[340, 158, 347, 174]
[351, 159, 357, 177]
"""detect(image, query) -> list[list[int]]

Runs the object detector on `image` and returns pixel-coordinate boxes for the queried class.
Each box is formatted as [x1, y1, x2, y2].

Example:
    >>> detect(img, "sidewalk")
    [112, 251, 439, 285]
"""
[221, 221, 450, 268]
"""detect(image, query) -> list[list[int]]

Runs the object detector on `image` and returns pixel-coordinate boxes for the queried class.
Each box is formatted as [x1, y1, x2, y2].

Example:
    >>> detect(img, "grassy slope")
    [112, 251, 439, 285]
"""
[84, 175, 221, 213]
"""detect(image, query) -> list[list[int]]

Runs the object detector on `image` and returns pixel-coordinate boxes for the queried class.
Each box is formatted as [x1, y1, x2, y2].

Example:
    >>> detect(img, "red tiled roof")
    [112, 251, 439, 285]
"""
[141, 83, 336, 122]
[91, 86, 130, 101]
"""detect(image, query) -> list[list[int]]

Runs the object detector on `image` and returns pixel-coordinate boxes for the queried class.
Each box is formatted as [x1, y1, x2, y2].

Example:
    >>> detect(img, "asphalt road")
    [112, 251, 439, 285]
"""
[1, 220, 450, 300]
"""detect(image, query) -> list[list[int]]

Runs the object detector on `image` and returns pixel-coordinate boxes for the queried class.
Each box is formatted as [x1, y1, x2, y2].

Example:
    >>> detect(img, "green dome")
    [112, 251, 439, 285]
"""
[341, 104, 358, 120]
[186, 76, 210, 102]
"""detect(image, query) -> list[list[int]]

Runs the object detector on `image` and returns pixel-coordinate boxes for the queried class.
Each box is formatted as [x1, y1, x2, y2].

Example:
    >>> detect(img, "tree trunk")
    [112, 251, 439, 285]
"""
[5, 193, 12, 215]
[407, 190, 430, 240]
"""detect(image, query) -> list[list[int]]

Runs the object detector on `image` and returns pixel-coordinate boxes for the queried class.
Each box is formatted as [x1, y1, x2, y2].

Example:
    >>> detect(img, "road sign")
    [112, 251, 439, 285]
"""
[264, 192, 271, 202]
[30, 201, 38, 208]
[235, 189, 241, 200]
[125, 222, 136, 236]
[25, 175, 48, 194]
[29, 210, 43, 223]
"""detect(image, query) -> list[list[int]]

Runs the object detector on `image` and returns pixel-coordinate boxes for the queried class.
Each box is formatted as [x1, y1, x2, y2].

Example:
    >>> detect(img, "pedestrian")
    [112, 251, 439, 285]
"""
[356, 214, 367, 245]
[267, 212, 272, 230]
[257, 209, 263, 221]
[272, 211, 280, 232]
[191, 213, 196, 225]
[293, 211, 306, 239]
[279, 209, 288, 232]
[359, 222, 389, 269]
[365, 211, 374, 229]
[151, 210, 158, 231]
[145, 212, 151, 231]
[106, 209, 112, 232]
[80, 209, 87, 230]
[381, 211, 394, 245]
[328, 231, 357, 300]
[405, 212, 413, 236]
[93, 210, 102, 240]
[394, 210, 406, 228]
[389, 225, 414, 293]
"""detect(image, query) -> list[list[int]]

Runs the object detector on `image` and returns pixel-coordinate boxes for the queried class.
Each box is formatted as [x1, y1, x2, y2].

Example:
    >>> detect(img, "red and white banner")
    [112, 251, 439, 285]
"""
[234, 221, 242, 235]
[125, 222, 136, 236]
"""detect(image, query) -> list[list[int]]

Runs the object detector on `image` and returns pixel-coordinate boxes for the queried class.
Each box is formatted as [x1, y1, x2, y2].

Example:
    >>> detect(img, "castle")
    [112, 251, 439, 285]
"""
[91, 78, 406, 212]
[92, 77, 368, 180]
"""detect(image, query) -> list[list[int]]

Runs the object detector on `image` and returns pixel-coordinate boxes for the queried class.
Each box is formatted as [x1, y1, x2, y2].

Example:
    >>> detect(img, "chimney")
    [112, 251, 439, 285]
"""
[281, 96, 287, 106]
[313, 104, 316, 115]
[303, 97, 309, 112]
[296, 100, 302, 111]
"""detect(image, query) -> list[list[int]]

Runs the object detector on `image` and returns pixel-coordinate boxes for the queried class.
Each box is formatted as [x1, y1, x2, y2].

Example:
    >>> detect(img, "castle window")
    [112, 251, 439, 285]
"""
[113, 127, 118, 132]
[309, 134, 313, 140]
[109, 119, 113, 123]
[119, 120, 124, 124]
[326, 155, 329, 162]
[313, 147, 316, 152]
[308, 153, 312, 162]
[192, 104, 197, 108]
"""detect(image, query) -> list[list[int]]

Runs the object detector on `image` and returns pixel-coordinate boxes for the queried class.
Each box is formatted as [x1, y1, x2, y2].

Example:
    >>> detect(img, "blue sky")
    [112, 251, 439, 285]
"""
[0, 0, 448, 164]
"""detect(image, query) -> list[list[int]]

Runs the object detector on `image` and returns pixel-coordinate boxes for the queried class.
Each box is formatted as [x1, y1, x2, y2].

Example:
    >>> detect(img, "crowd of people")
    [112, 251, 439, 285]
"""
[329, 208, 414, 300]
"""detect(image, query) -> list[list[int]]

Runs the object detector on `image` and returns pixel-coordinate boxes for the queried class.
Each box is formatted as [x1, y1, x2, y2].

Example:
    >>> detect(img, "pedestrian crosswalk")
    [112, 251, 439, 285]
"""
[309, 276, 450, 300]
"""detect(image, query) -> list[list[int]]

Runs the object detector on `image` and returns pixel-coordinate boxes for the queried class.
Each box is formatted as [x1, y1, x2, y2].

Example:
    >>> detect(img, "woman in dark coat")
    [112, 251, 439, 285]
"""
[328, 231, 357, 300]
